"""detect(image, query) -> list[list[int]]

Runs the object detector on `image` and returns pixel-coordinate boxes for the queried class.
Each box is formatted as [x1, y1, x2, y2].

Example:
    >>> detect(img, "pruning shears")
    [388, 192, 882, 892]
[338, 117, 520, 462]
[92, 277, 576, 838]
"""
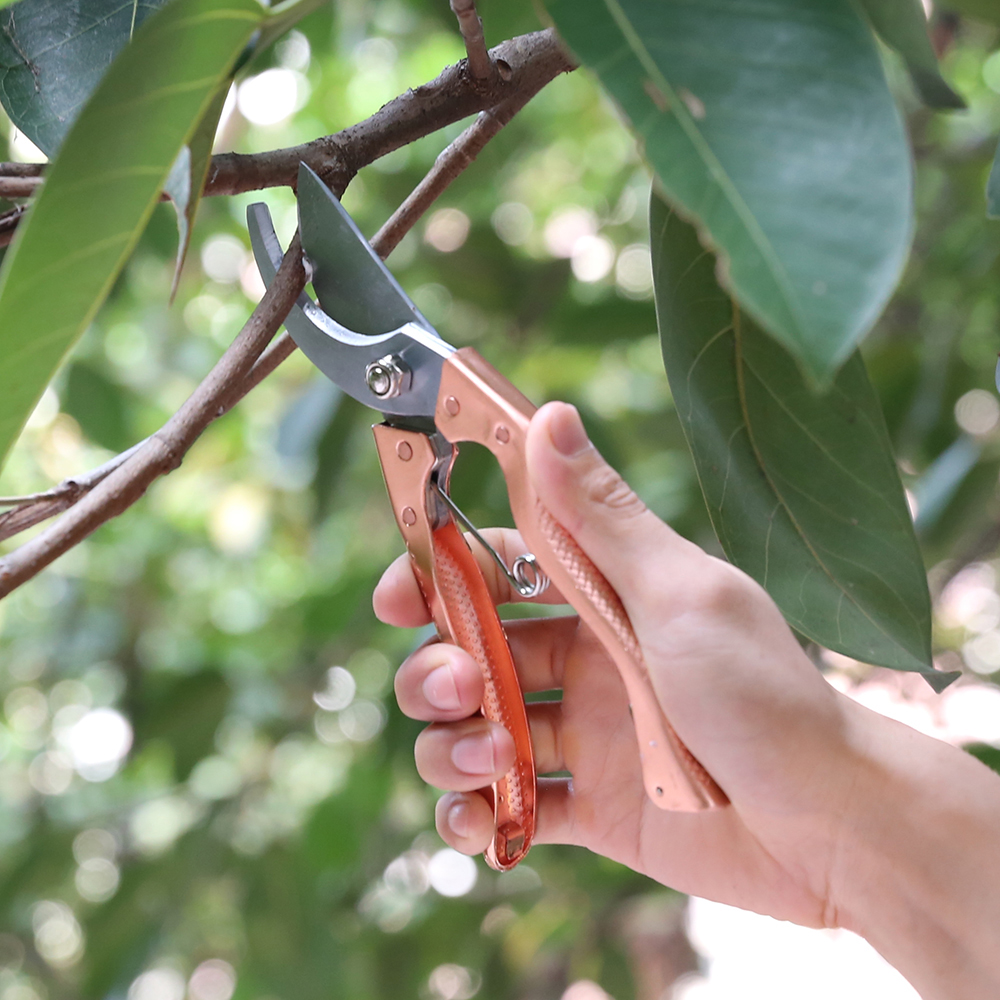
[248, 164, 727, 871]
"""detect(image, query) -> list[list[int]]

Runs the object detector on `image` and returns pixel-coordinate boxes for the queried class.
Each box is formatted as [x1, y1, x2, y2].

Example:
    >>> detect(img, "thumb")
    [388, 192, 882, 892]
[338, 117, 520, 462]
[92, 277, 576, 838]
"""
[524, 401, 695, 602]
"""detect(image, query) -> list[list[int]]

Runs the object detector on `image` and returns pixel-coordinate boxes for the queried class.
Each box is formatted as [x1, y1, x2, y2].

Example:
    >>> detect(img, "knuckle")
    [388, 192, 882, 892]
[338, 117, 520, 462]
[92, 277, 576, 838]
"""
[585, 464, 647, 519]
[686, 559, 759, 618]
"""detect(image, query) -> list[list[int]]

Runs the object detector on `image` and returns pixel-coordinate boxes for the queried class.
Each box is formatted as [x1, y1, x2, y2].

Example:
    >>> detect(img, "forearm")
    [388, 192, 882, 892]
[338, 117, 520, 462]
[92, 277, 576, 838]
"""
[835, 702, 1000, 999]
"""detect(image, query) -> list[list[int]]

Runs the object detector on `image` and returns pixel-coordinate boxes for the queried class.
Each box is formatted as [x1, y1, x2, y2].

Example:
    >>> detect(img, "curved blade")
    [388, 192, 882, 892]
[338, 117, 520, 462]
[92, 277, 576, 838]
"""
[297, 163, 435, 337]
[247, 202, 451, 421]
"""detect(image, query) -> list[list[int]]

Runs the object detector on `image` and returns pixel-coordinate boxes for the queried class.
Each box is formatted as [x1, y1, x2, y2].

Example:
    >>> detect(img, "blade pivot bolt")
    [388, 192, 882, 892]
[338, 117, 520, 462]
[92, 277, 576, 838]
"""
[366, 354, 410, 399]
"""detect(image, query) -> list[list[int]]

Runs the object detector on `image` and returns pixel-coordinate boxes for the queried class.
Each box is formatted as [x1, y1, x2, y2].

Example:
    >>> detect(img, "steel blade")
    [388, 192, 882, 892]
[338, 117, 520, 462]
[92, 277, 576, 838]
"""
[297, 163, 435, 337]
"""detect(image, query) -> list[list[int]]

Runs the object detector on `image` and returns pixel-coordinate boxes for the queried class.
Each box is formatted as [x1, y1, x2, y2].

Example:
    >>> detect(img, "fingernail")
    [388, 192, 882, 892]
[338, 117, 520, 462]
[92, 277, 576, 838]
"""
[548, 403, 589, 457]
[451, 732, 496, 775]
[448, 800, 470, 838]
[423, 664, 461, 711]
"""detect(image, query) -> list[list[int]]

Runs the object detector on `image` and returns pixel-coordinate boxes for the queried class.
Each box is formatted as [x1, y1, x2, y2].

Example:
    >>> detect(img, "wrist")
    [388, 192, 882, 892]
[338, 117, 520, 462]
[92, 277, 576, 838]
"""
[831, 698, 1000, 999]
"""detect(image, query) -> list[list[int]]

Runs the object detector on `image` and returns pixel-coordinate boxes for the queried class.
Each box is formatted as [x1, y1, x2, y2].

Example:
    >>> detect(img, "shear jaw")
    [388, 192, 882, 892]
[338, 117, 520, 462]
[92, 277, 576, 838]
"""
[246, 201, 453, 423]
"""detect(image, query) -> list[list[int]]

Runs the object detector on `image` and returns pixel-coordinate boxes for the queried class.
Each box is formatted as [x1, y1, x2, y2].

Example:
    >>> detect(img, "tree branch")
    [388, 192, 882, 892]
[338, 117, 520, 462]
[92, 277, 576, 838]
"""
[0, 28, 572, 593]
[205, 29, 571, 197]
[0, 237, 306, 596]
[373, 84, 543, 256]
[0, 29, 573, 243]
[0, 176, 41, 198]
[450, 0, 494, 83]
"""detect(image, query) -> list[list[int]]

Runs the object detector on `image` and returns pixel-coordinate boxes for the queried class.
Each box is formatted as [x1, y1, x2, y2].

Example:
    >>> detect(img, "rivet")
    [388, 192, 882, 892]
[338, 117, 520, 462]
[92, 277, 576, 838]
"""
[401, 506, 417, 526]
[495, 425, 510, 444]
[444, 396, 460, 416]
[396, 441, 413, 461]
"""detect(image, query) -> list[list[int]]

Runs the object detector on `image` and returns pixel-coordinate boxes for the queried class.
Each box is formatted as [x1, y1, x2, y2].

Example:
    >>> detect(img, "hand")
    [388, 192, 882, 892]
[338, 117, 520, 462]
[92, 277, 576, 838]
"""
[374, 402, 1000, 999]
[376, 401, 856, 924]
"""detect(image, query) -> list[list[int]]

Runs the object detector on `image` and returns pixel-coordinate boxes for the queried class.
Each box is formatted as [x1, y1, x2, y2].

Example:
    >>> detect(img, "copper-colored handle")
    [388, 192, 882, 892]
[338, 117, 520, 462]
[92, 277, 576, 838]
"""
[373, 424, 536, 870]
[435, 348, 728, 812]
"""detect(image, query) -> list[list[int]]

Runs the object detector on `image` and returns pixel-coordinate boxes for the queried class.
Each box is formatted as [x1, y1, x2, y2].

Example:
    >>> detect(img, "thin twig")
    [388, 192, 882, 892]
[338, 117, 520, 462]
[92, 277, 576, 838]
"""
[373, 85, 544, 255]
[0, 237, 305, 595]
[0, 30, 573, 244]
[0, 440, 147, 540]
[0, 162, 44, 177]
[0, 204, 26, 248]
[450, 0, 494, 83]
[0, 34, 567, 582]
[204, 29, 571, 197]
[0, 177, 41, 198]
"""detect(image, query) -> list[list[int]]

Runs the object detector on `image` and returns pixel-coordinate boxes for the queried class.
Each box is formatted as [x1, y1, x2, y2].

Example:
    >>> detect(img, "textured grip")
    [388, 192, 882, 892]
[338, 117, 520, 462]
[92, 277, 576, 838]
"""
[536, 505, 725, 805]
[430, 521, 536, 869]
[372, 424, 536, 870]
[436, 348, 728, 813]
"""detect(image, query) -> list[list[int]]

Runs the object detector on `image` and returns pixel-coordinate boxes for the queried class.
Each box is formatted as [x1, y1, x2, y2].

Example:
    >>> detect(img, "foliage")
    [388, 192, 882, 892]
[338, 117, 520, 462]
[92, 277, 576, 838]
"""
[0, 1, 996, 999]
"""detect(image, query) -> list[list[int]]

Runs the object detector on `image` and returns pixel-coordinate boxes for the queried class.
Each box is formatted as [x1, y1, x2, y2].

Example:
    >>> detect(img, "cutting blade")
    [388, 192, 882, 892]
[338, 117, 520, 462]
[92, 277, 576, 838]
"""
[297, 163, 435, 338]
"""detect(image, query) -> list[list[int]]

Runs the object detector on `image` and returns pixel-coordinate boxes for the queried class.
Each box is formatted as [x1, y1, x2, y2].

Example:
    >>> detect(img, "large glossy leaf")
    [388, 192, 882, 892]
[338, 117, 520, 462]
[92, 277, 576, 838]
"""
[0, 0, 172, 155]
[651, 193, 950, 686]
[546, 0, 913, 385]
[0, 0, 266, 471]
[856, 0, 964, 109]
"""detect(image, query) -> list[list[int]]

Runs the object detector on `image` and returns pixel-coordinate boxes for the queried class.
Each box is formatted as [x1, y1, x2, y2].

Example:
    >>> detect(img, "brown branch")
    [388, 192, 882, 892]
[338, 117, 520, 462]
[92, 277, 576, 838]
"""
[0, 30, 569, 586]
[0, 205, 27, 248]
[0, 236, 305, 596]
[450, 0, 494, 83]
[373, 85, 544, 256]
[0, 29, 573, 245]
[0, 177, 41, 198]
[205, 29, 572, 197]
[0, 162, 44, 177]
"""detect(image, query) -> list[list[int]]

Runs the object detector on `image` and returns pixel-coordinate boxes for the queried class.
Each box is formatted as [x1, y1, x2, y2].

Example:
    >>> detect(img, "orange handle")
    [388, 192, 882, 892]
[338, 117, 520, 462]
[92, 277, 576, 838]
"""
[373, 423, 536, 870]
[435, 348, 728, 812]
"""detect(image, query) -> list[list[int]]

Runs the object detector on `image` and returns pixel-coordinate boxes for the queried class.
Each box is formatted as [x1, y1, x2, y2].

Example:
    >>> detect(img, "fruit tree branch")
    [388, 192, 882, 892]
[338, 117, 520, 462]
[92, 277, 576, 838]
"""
[0, 237, 305, 596]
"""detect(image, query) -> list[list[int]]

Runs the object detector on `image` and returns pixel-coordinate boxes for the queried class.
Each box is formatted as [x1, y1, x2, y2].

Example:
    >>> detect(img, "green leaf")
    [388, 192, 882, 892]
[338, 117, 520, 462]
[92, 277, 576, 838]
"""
[546, 0, 913, 384]
[856, 0, 965, 109]
[0, 0, 173, 156]
[164, 82, 231, 297]
[63, 359, 134, 451]
[0, 0, 266, 472]
[133, 670, 231, 780]
[988, 136, 1000, 219]
[943, 0, 1000, 26]
[255, 0, 328, 51]
[651, 193, 951, 686]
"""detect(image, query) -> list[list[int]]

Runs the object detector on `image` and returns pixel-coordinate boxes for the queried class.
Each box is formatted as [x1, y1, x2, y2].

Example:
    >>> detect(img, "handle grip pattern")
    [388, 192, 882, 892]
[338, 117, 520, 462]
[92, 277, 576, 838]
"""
[436, 348, 728, 813]
[373, 424, 536, 870]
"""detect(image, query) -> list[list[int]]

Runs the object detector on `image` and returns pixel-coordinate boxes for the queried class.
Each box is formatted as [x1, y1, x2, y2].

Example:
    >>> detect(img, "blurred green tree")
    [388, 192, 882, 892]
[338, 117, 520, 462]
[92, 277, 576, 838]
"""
[0, 1, 996, 998]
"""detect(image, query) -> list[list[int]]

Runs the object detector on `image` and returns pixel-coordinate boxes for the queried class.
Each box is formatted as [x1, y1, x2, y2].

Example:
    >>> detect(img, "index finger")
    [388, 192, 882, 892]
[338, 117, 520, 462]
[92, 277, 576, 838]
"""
[373, 527, 568, 627]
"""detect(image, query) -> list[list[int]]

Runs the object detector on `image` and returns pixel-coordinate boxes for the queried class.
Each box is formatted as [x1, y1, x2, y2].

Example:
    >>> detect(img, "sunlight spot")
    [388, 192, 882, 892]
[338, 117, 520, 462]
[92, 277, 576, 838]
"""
[32, 901, 83, 968]
[128, 968, 186, 1000]
[425, 208, 471, 252]
[57, 708, 132, 781]
[954, 389, 999, 436]
[188, 959, 236, 1000]
[313, 666, 356, 711]
[428, 848, 477, 897]
[428, 964, 481, 1000]
[238, 68, 309, 126]
[571, 235, 615, 283]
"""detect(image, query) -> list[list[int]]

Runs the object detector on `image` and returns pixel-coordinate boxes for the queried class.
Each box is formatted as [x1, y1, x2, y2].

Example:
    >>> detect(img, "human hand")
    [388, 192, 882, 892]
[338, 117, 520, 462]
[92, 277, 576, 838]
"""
[375, 400, 868, 929]
[375, 404, 1000, 1000]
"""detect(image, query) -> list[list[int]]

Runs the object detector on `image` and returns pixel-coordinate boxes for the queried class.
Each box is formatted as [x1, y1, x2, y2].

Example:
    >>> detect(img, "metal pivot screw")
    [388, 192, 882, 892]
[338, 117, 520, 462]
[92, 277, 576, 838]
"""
[365, 354, 409, 399]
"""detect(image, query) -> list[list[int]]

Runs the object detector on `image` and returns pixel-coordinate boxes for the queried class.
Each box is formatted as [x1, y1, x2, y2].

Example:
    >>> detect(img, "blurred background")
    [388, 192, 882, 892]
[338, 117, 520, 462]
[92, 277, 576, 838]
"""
[0, 2, 999, 998]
